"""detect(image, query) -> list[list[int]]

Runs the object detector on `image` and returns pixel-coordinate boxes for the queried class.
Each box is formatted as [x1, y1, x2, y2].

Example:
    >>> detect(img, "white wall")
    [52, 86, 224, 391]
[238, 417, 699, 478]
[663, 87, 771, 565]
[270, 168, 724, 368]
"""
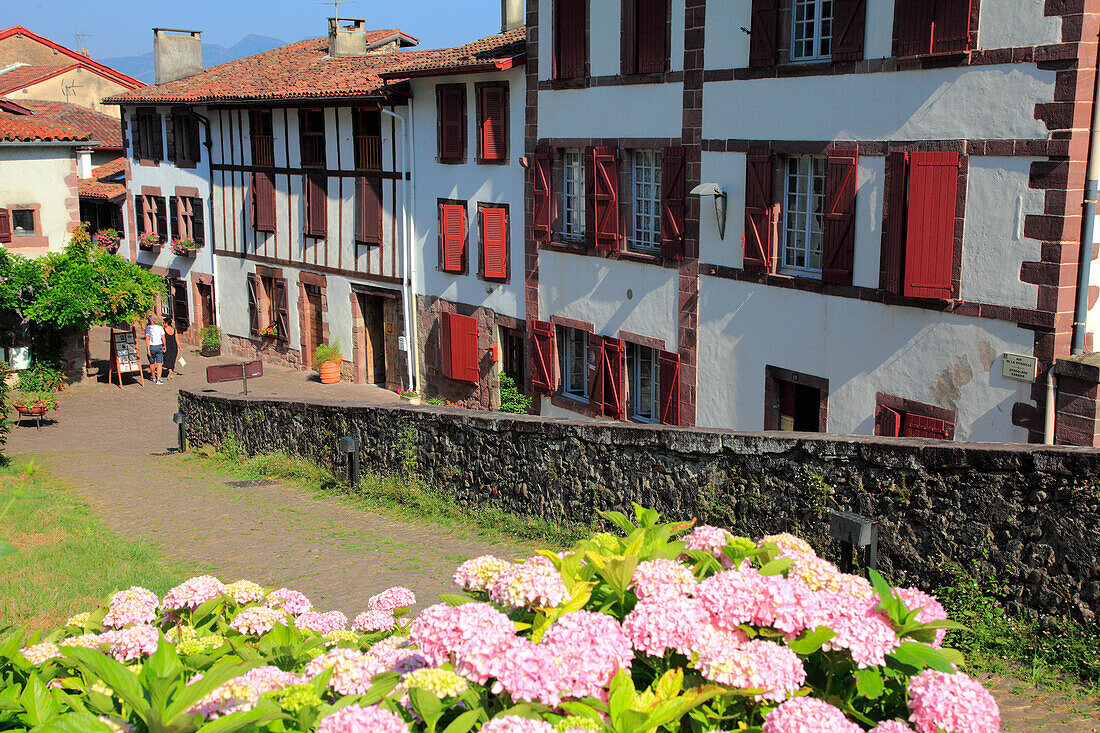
[0, 146, 75, 254]
[979, 0, 1061, 49]
[539, 82, 685, 140]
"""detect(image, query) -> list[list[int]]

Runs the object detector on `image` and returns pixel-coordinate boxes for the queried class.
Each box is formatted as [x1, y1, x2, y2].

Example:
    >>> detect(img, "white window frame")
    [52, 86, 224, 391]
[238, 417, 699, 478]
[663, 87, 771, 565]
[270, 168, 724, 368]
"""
[781, 155, 826, 278]
[790, 0, 833, 62]
[563, 148, 585, 241]
[560, 326, 589, 401]
[628, 342, 659, 423]
[630, 149, 662, 253]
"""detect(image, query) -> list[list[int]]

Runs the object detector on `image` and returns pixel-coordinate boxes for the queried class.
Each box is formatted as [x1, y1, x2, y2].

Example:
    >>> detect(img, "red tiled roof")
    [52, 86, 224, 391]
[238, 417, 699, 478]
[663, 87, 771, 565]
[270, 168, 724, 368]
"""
[91, 157, 126, 179]
[0, 64, 66, 93]
[380, 27, 526, 78]
[16, 100, 122, 149]
[79, 155, 128, 200]
[105, 30, 422, 105]
[0, 26, 144, 89]
[0, 102, 89, 142]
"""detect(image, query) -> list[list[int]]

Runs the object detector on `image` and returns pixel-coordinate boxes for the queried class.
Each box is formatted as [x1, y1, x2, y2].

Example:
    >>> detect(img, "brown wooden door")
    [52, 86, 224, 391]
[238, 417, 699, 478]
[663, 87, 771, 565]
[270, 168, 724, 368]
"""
[197, 283, 214, 329]
[306, 284, 324, 368]
[361, 295, 386, 384]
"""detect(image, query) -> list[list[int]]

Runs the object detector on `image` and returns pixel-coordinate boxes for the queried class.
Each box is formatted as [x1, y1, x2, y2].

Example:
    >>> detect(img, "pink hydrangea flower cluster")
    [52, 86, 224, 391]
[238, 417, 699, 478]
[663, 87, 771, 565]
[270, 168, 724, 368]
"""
[894, 588, 949, 647]
[162, 576, 226, 611]
[353, 609, 396, 633]
[304, 648, 384, 695]
[190, 666, 301, 718]
[409, 602, 516, 683]
[101, 625, 159, 662]
[541, 611, 633, 698]
[790, 556, 873, 599]
[809, 594, 900, 668]
[630, 558, 697, 599]
[365, 636, 426, 674]
[683, 525, 733, 555]
[103, 587, 159, 628]
[316, 704, 410, 733]
[368, 586, 416, 612]
[490, 556, 569, 609]
[759, 532, 818, 560]
[622, 595, 709, 657]
[692, 639, 806, 701]
[20, 642, 61, 665]
[907, 670, 1000, 733]
[265, 588, 313, 614]
[697, 567, 818, 635]
[871, 722, 916, 733]
[762, 697, 863, 733]
[223, 580, 266, 604]
[488, 637, 564, 706]
[229, 606, 288, 636]
[296, 611, 347, 634]
[480, 716, 555, 733]
[453, 555, 513, 593]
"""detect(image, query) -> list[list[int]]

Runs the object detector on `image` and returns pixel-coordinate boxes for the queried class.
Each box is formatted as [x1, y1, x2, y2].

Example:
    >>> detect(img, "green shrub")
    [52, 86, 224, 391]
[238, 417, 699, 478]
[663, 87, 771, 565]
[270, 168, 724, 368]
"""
[313, 340, 342, 369]
[16, 362, 64, 393]
[199, 325, 221, 349]
[498, 373, 531, 414]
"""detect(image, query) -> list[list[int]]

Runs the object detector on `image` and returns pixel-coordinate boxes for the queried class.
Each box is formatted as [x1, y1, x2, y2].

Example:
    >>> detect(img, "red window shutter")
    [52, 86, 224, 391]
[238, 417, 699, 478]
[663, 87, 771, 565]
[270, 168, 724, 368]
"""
[660, 146, 686, 261]
[442, 312, 480, 383]
[478, 84, 507, 162]
[555, 0, 586, 79]
[743, 149, 774, 274]
[621, 0, 637, 75]
[600, 336, 626, 420]
[893, 0, 934, 56]
[902, 413, 950, 440]
[587, 146, 620, 251]
[932, 0, 973, 54]
[356, 176, 382, 245]
[252, 171, 276, 233]
[822, 150, 858, 285]
[306, 173, 327, 238]
[275, 278, 290, 343]
[481, 206, 508, 280]
[876, 405, 902, 437]
[589, 334, 605, 408]
[658, 350, 680, 426]
[531, 319, 555, 395]
[247, 274, 260, 337]
[155, 196, 168, 241]
[748, 0, 779, 68]
[636, 0, 668, 74]
[438, 86, 466, 162]
[441, 203, 467, 273]
[881, 151, 908, 293]
[831, 0, 867, 62]
[903, 151, 959, 299]
[0, 209, 10, 243]
[533, 145, 553, 242]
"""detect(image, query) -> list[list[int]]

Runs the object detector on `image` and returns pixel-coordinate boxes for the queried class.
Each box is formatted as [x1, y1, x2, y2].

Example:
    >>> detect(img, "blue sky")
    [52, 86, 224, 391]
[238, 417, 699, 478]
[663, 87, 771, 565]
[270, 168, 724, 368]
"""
[11, 0, 505, 59]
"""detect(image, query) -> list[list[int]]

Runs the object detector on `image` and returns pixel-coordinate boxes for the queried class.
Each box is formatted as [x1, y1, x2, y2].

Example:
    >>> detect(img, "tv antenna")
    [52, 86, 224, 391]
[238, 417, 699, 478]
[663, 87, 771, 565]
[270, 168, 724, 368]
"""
[74, 29, 91, 55]
[62, 80, 83, 102]
[316, 0, 356, 23]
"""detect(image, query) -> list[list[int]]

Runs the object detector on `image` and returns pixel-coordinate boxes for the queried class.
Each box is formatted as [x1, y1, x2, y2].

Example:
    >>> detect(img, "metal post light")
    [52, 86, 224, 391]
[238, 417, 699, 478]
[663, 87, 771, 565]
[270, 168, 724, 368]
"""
[829, 510, 878, 576]
[338, 435, 360, 488]
[688, 183, 728, 240]
[172, 412, 187, 453]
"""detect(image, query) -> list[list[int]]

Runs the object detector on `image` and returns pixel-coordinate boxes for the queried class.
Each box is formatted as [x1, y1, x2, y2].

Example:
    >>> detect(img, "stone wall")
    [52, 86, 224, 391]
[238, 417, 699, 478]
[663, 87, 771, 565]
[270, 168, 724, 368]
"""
[179, 390, 1100, 623]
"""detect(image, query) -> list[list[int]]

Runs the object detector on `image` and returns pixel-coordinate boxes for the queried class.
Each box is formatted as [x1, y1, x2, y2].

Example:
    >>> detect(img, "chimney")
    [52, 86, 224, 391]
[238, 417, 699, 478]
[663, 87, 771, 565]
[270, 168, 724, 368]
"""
[153, 29, 203, 85]
[76, 148, 92, 179]
[328, 18, 368, 56]
[501, 0, 523, 32]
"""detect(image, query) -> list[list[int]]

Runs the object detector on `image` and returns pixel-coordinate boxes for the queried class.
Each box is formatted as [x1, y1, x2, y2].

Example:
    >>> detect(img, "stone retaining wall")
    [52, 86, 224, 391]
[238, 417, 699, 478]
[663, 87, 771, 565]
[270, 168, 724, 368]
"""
[179, 390, 1100, 623]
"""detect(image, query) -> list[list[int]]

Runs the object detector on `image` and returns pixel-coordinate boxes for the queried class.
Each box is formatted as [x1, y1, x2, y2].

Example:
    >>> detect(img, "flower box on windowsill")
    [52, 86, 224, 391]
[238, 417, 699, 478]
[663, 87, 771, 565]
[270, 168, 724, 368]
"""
[138, 244, 162, 253]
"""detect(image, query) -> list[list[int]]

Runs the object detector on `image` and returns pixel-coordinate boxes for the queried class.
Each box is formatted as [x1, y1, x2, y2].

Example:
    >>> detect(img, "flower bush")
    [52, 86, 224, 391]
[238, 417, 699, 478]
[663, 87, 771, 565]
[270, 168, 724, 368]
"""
[260, 323, 280, 339]
[0, 506, 1000, 732]
[94, 228, 121, 254]
[137, 231, 160, 250]
[170, 238, 199, 256]
[10, 391, 59, 413]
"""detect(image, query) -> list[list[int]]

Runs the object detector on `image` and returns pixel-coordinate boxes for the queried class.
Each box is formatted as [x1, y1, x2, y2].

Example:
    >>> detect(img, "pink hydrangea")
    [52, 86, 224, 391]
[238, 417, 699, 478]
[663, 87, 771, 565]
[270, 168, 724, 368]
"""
[409, 602, 516, 683]
[697, 567, 818, 635]
[683, 525, 733, 555]
[353, 610, 396, 633]
[223, 580, 266, 604]
[368, 586, 416, 612]
[490, 556, 569, 609]
[316, 704, 410, 733]
[102, 625, 159, 662]
[630, 558, 697, 599]
[19, 642, 61, 665]
[488, 637, 564, 706]
[759, 532, 818, 560]
[296, 611, 347, 634]
[229, 606, 288, 636]
[480, 716, 555, 733]
[790, 557, 873, 599]
[365, 636, 427, 674]
[162, 576, 226, 611]
[907, 670, 1000, 733]
[809, 593, 900, 668]
[762, 697, 863, 733]
[304, 648, 384, 695]
[103, 587, 159, 628]
[895, 588, 949, 647]
[692, 639, 805, 701]
[265, 588, 313, 615]
[453, 555, 514, 593]
[622, 595, 709, 657]
[541, 611, 633, 699]
[871, 722, 916, 733]
[189, 666, 301, 718]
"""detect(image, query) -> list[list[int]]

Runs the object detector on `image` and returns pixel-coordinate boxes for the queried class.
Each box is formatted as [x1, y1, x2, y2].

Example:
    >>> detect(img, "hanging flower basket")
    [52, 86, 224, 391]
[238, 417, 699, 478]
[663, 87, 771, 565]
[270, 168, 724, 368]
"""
[170, 238, 199, 257]
[137, 232, 161, 251]
[95, 229, 121, 254]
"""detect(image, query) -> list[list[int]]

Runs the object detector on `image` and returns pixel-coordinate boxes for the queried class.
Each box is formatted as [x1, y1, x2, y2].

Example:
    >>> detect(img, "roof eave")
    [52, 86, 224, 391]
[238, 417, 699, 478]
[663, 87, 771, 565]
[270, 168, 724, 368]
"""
[379, 53, 526, 80]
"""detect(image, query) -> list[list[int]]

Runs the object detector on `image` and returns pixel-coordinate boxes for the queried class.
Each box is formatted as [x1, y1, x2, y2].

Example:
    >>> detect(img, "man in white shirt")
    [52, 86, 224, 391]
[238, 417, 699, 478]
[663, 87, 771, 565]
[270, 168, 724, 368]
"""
[145, 316, 167, 385]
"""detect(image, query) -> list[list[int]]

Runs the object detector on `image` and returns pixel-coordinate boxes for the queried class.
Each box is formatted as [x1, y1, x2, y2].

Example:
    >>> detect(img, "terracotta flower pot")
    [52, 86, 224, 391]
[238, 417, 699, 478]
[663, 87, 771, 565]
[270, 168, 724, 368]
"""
[318, 360, 341, 384]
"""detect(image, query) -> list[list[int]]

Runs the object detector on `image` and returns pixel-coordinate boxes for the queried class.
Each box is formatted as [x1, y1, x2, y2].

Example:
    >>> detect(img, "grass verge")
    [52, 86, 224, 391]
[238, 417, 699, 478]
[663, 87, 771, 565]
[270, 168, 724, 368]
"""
[0, 459, 182, 630]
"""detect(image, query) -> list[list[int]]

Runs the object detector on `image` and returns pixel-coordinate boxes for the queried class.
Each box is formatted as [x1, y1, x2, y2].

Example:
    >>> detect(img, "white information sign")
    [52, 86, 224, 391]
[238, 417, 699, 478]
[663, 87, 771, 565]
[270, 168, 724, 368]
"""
[1002, 352, 1038, 383]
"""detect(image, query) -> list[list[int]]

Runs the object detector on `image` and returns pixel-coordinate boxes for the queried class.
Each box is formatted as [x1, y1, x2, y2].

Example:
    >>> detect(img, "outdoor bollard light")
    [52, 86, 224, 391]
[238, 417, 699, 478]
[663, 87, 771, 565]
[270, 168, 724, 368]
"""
[338, 435, 360, 488]
[172, 412, 187, 454]
[829, 510, 878, 577]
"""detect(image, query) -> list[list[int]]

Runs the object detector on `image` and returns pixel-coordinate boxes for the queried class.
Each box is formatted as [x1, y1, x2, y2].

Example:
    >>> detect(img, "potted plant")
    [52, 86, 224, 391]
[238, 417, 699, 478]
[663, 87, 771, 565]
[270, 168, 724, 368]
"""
[170, 238, 198, 257]
[397, 387, 421, 405]
[313, 340, 342, 384]
[95, 228, 121, 254]
[11, 391, 60, 428]
[199, 325, 222, 357]
[137, 231, 161, 251]
[259, 323, 280, 340]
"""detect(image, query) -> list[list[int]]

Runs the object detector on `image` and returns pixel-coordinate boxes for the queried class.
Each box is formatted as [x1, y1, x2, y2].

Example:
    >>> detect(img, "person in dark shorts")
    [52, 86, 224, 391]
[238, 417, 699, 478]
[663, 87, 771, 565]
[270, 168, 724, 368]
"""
[144, 316, 166, 384]
[163, 322, 181, 378]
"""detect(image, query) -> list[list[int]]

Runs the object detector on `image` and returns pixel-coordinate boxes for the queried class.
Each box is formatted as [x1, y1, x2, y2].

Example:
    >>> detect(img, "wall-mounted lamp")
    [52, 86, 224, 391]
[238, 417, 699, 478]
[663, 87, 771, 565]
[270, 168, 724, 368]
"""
[689, 183, 728, 240]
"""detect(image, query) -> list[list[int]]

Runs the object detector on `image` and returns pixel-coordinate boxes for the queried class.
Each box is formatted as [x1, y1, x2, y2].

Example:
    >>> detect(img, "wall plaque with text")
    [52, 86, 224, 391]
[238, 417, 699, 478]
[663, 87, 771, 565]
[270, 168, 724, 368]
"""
[1002, 353, 1038, 383]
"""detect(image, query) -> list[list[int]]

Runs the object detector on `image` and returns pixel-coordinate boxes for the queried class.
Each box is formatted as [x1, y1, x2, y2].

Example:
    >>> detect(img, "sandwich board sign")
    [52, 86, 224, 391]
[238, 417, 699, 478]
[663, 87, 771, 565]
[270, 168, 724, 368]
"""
[108, 328, 144, 388]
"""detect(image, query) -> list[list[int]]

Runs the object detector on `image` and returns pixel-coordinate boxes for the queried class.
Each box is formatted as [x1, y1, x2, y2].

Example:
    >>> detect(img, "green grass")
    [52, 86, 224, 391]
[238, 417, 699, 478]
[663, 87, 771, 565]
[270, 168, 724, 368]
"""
[189, 443, 592, 550]
[0, 459, 183, 630]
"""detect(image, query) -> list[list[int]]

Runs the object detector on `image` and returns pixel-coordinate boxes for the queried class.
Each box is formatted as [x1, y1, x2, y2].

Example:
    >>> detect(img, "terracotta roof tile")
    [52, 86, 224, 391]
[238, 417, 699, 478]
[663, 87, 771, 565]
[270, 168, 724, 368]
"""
[0, 102, 89, 143]
[0, 64, 67, 93]
[380, 27, 526, 77]
[16, 100, 122, 149]
[79, 155, 127, 200]
[91, 157, 126, 179]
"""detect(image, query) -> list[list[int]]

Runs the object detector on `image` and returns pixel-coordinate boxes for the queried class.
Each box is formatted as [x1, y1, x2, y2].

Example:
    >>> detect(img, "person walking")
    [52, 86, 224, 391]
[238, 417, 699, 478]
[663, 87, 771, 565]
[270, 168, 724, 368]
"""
[163, 322, 181, 378]
[145, 316, 166, 385]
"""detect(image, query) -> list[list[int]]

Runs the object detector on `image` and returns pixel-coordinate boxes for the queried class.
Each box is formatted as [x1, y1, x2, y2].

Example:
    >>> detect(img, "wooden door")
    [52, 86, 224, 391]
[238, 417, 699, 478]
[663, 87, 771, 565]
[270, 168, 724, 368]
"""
[306, 284, 324, 368]
[197, 283, 214, 329]
[361, 295, 386, 384]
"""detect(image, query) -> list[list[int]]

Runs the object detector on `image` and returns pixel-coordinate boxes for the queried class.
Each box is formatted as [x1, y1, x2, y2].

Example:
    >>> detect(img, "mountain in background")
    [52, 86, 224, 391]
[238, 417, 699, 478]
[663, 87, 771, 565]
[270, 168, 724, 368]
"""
[100, 34, 287, 84]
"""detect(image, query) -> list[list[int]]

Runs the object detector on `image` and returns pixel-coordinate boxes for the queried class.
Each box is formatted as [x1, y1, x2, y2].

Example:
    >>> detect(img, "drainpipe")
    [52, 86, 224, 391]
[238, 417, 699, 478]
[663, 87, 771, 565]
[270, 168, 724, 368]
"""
[1045, 368, 1056, 445]
[192, 109, 221, 327]
[1071, 32, 1100, 355]
[380, 106, 417, 392]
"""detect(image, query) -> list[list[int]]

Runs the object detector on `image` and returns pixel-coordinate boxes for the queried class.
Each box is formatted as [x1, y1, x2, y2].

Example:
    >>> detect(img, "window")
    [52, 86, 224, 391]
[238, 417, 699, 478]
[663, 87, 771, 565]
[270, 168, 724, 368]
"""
[305, 173, 327, 238]
[139, 195, 168, 245]
[251, 172, 276, 233]
[171, 196, 205, 244]
[500, 326, 525, 393]
[554, 0, 587, 79]
[894, 0, 972, 57]
[781, 155, 826, 276]
[439, 201, 468, 274]
[790, 0, 833, 61]
[764, 366, 828, 432]
[622, 0, 668, 74]
[249, 110, 274, 167]
[169, 278, 189, 330]
[10, 209, 34, 235]
[441, 311, 480, 383]
[437, 84, 466, 163]
[630, 149, 661, 253]
[0, 209, 10, 243]
[876, 394, 955, 440]
[299, 109, 326, 168]
[355, 176, 382, 246]
[133, 108, 163, 162]
[476, 82, 508, 164]
[559, 326, 589, 400]
[627, 342, 659, 422]
[247, 272, 289, 343]
[563, 149, 585, 241]
[479, 204, 508, 280]
[353, 108, 382, 170]
[169, 108, 201, 165]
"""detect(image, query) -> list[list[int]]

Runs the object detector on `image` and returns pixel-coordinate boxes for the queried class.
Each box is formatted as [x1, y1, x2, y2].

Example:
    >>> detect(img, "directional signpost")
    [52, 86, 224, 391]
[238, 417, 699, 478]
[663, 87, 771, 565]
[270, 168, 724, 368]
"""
[206, 361, 264, 394]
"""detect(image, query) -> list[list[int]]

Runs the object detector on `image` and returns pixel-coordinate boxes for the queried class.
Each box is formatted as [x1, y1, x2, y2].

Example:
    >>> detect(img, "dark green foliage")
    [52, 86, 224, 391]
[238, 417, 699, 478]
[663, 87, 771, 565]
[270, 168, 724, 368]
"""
[498, 373, 531, 414]
[15, 362, 64, 393]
